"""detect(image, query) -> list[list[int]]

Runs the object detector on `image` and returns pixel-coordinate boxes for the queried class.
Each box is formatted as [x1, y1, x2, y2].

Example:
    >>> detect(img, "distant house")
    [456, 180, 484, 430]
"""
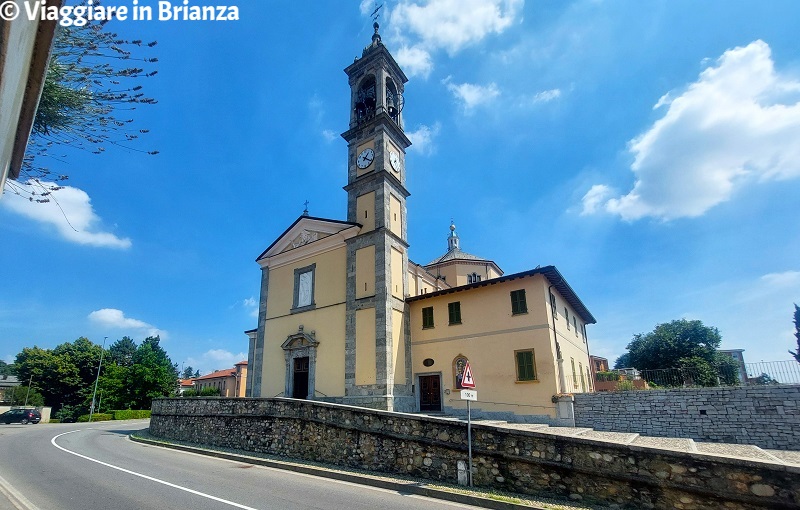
[177, 378, 195, 395]
[718, 349, 748, 383]
[0, 375, 21, 403]
[193, 361, 247, 397]
[0, 0, 62, 191]
[589, 355, 609, 387]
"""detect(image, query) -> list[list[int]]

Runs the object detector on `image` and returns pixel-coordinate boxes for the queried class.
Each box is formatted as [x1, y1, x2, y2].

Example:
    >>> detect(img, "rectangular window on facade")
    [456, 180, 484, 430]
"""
[571, 358, 577, 389]
[573, 316, 578, 336]
[515, 350, 536, 381]
[510, 289, 527, 315]
[549, 293, 557, 319]
[565, 307, 570, 329]
[292, 263, 316, 312]
[422, 306, 434, 329]
[448, 301, 462, 325]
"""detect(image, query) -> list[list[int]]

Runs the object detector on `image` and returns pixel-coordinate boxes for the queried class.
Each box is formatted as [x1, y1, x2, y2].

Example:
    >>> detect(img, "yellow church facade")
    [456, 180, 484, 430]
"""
[245, 23, 595, 423]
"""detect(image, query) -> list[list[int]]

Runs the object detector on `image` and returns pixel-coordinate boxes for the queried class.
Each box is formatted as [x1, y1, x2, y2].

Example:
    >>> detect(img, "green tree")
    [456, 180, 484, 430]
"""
[750, 373, 778, 385]
[0, 360, 13, 377]
[625, 319, 722, 371]
[109, 336, 137, 367]
[7, 385, 45, 407]
[613, 353, 631, 369]
[96, 362, 129, 411]
[181, 365, 195, 379]
[124, 336, 178, 409]
[14, 338, 104, 411]
[790, 304, 800, 363]
[621, 319, 739, 387]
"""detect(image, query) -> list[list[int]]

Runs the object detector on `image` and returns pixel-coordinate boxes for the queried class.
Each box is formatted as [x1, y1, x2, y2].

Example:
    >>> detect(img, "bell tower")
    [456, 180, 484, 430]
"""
[341, 22, 414, 412]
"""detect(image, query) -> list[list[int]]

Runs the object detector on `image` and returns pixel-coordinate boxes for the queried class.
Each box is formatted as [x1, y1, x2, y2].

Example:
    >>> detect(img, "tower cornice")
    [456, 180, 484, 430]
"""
[343, 167, 410, 198]
[341, 111, 412, 148]
[344, 44, 408, 85]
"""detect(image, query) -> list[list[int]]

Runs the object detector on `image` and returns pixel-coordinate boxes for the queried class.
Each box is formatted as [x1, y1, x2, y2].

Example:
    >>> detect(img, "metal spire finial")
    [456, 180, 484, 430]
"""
[370, 3, 383, 43]
[448, 220, 460, 251]
[302, 200, 309, 216]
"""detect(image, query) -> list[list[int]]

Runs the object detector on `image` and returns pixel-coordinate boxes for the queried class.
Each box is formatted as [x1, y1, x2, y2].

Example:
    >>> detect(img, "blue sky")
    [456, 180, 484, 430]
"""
[2, 0, 799, 375]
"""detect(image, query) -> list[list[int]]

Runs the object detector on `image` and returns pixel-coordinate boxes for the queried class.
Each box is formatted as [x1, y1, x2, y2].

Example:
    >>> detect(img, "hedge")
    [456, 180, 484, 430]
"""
[74, 410, 151, 422]
[111, 409, 151, 420]
[77, 413, 113, 422]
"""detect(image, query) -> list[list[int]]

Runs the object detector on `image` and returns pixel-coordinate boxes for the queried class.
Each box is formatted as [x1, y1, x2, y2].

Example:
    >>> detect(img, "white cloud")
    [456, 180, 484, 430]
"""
[443, 76, 500, 112]
[185, 348, 247, 377]
[583, 40, 800, 221]
[88, 308, 167, 339]
[517, 88, 562, 108]
[395, 45, 434, 79]
[359, 0, 373, 16]
[2, 180, 131, 248]
[321, 129, 337, 142]
[387, 0, 523, 77]
[406, 122, 441, 155]
[530, 88, 561, 104]
[242, 297, 258, 318]
[580, 184, 614, 216]
[759, 271, 800, 288]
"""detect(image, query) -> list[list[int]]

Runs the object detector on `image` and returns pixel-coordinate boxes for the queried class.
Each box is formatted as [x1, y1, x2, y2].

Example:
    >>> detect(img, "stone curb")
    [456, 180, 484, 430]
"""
[129, 434, 548, 510]
[0, 472, 39, 510]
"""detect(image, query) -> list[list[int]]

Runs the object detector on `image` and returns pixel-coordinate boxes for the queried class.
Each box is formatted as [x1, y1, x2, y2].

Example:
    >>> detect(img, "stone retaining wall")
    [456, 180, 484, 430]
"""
[150, 398, 799, 509]
[573, 385, 800, 450]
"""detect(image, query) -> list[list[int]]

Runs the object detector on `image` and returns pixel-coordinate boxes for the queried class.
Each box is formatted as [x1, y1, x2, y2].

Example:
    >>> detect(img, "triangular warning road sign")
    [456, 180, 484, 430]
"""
[461, 361, 476, 388]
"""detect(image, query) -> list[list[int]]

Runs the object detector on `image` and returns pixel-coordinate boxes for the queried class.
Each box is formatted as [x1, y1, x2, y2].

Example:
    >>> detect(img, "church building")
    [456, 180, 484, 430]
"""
[245, 23, 596, 423]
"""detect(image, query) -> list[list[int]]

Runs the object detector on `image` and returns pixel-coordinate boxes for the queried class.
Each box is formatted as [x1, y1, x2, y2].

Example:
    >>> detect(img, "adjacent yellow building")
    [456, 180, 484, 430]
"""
[245, 23, 596, 423]
[194, 361, 248, 397]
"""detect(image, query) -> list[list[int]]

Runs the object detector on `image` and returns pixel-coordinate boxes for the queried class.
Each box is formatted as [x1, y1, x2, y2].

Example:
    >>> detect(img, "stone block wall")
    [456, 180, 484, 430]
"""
[150, 398, 799, 509]
[573, 385, 800, 450]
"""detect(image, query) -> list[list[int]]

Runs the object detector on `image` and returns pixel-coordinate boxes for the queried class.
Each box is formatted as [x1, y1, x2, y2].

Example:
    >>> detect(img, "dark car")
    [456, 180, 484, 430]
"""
[0, 408, 42, 424]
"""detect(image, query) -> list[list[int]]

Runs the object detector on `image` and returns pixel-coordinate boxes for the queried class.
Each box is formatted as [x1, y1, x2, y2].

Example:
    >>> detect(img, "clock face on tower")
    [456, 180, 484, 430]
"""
[389, 151, 402, 174]
[357, 148, 375, 169]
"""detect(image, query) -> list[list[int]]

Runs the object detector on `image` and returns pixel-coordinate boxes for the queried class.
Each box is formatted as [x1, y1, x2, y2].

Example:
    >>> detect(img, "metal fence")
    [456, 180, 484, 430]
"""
[600, 360, 800, 389]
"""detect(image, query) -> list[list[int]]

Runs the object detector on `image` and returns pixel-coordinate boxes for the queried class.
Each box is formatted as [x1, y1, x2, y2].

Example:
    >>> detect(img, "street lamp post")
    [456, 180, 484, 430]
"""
[88, 336, 107, 423]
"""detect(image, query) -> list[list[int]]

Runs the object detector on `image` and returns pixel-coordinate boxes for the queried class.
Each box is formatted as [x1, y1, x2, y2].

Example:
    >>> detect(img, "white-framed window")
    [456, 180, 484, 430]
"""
[292, 263, 316, 312]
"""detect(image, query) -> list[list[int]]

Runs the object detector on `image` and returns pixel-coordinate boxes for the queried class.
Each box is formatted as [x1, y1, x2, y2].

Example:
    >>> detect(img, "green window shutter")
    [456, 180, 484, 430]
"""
[448, 302, 461, 324]
[516, 350, 535, 381]
[422, 306, 434, 328]
[511, 289, 527, 315]
[516, 352, 526, 379]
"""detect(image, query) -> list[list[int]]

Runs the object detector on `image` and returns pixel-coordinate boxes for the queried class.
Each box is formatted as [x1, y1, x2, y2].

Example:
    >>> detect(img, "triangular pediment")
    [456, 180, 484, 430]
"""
[256, 216, 361, 262]
[283, 229, 328, 253]
[281, 331, 319, 350]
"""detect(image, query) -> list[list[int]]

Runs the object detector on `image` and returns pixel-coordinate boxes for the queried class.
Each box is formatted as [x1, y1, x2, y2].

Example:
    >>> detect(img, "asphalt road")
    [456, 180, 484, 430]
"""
[0, 420, 475, 510]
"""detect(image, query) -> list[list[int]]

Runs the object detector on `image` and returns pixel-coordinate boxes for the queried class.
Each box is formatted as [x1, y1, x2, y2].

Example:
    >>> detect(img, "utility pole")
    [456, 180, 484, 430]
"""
[89, 336, 107, 423]
[24, 374, 33, 406]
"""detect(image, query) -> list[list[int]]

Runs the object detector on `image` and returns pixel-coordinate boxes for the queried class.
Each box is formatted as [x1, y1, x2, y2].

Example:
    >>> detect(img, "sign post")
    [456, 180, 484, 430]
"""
[460, 361, 476, 487]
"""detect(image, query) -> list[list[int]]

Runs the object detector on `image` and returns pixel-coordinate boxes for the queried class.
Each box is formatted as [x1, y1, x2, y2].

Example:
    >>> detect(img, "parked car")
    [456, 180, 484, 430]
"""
[0, 408, 42, 424]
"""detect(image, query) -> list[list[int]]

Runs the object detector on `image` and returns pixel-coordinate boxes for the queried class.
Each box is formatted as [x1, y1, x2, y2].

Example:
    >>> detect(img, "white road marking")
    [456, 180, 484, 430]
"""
[51, 430, 258, 510]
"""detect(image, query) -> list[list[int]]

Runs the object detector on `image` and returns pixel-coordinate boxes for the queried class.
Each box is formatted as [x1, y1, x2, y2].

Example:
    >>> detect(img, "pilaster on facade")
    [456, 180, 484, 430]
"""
[251, 266, 269, 397]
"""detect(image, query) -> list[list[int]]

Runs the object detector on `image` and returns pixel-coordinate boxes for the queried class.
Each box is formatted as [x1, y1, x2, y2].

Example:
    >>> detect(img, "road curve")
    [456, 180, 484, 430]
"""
[0, 421, 473, 510]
